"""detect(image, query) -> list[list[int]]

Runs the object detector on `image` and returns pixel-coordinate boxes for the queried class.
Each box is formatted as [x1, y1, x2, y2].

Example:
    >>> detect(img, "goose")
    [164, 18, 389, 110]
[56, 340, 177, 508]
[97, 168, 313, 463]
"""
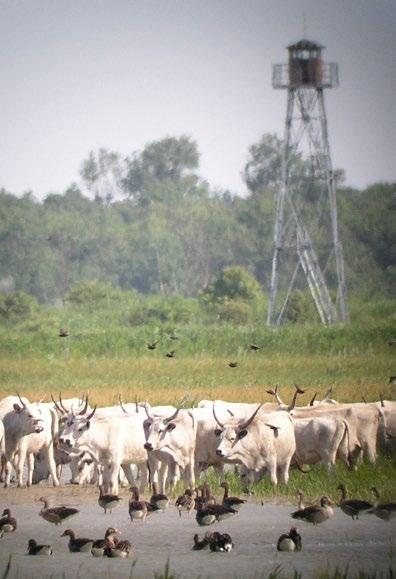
[61, 529, 94, 553]
[105, 536, 132, 558]
[195, 496, 236, 526]
[0, 509, 17, 533]
[98, 485, 122, 514]
[207, 531, 234, 552]
[368, 487, 396, 521]
[277, 527, 302, 552]
[27, 539, 53, 556]
[175, 488, 195, 517]
[220, 481, 246, 511]
[129, 486, 159, 522]
[38, 497, 79, 525]
[291, 496, 334, 525]
[150, 482, 169, 510]
[192, 533, 209, 550]
[91, 527, 120, 557]
[337, 484, 373, 520]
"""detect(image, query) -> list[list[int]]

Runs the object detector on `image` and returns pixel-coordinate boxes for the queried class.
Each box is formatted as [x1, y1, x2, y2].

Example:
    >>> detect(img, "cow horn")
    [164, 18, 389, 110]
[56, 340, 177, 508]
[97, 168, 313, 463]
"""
[212, 402, 224, 428]
[51, 394, 65, 415]
[287, 386, 304, 412]
[227, 409, 234, 417]
[309, 392, 317, 406]
[274, 385, 285, 406]
[16, 392, 26, 408]
[86, 405, 97, 421]
[163, 407, 180, 425]
[144, 403, 154, 420]
[118, 394, 129, 415]
[379, 393, 385, 408]
[135, 396, 139, 413]
[240, 403, 263, 430]
[78, 395, 89, 415]
[59, 393, 68, 413]
[323, 386, 333, 401]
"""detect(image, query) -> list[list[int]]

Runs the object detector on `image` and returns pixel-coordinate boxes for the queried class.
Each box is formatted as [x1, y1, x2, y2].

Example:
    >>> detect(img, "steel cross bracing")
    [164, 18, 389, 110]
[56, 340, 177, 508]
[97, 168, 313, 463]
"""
[267, 86, 349, 326]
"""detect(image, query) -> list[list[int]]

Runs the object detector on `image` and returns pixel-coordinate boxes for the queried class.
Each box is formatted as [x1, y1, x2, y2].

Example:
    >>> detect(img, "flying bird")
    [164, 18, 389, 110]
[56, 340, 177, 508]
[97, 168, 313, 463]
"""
[228, 362, 239, 368]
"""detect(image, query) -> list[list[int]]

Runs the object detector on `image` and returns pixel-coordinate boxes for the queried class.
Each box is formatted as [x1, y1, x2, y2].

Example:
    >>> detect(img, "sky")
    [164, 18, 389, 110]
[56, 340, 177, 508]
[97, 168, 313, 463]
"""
[0, 0, 395, 199]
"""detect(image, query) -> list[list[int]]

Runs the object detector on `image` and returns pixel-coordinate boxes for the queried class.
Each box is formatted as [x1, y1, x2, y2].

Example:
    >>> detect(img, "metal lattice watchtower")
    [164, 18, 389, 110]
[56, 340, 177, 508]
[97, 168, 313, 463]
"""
[267, 39, 349, 325]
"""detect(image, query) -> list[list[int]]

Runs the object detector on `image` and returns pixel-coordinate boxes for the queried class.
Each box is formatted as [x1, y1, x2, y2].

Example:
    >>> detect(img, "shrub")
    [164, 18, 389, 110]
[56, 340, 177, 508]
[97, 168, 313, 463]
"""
[0, 291, 39, 321]
[201, 266, 261, 304]
[66, 280, 132, 307]
[213, 299, 251, 324]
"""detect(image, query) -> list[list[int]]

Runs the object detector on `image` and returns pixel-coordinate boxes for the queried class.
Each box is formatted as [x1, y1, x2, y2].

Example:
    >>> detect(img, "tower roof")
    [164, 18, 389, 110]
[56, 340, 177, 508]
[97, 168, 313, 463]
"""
[287, 39, 324, 51]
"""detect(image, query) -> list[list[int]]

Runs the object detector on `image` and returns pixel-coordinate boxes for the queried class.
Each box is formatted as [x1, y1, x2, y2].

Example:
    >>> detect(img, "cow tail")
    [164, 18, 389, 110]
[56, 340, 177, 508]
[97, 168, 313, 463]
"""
[342, 419, 353, 469]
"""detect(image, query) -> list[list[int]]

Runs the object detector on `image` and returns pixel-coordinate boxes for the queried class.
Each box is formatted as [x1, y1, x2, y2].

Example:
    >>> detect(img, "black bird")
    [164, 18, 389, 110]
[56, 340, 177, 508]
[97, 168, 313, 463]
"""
[147, 341, 158, 350]
[150, 482, 169, 510]
[337, 483, 373, 520]
[98, 485, 122, 514]
[228, 362, 239, 368]
[27, 539, 53, 556]
[369, 487, 396, 521]
[61, 529, 94, 553]
[220, 481, 246, 511]
[166, 351, 176, 358]
[59, 328, 69, 338]
[249, 344, 261, 351]
[277, 527, 302, 552]
[192, 533, 209, 550]
[0, 509, 17, 533]
[207, 531, 234, 552]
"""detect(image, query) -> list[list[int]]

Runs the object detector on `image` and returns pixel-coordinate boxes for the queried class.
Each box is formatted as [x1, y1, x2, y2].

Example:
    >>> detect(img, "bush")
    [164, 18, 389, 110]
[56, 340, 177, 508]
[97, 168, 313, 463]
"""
[126, 296, 198, 325]
[0, 291, 39, 321]
[66, 280, 132, 307]
[213, 299, 251, 324]
[201, 266, 261, 304]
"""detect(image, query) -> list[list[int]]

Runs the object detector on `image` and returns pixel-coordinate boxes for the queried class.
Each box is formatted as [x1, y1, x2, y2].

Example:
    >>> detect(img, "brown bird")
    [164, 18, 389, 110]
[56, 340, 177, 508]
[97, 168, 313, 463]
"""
[59, 328, 69, 338]
[150, 482, 169, 510]
[61, 529, 94, 553]
[147, 341, 158, 350]
[369, 487, 396, 521]
[175, 488, 195, 517]
[0, 509, 17, 534]
[38, 497, 79, 526]
[277, 527, 302, 552]
[105, 536, 132, 558]
[166, 351, 176, 358]
[129, 486, 159, 522]
[220, 481, 246, 511]
[291, 496, 334, 525]
[228, 362, 239, 368]
[98, 485, 122, 514]
[91, 527, 120, 557]
[27, 539, 53, 556]
[249, 344, 261, 351]
[337, 484, 373, 520]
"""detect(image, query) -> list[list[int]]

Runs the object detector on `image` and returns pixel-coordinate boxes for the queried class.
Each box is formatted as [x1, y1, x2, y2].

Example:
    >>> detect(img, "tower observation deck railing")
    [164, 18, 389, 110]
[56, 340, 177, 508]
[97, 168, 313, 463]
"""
[272, 62, 339, 89]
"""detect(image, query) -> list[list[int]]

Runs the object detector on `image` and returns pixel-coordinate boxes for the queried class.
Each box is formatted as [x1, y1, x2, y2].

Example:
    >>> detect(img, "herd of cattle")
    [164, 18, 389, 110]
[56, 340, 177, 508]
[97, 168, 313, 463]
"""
[0, 388, 394, 493]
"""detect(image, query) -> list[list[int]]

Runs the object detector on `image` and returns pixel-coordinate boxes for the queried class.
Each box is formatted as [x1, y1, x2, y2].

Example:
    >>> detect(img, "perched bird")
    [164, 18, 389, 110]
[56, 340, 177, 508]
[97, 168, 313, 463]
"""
[27, 539, 53, 556]
[368, 487, 396, 521]
[38, 497, 79, 526]
[98, 485, 122, 514]
[337, 484, 373, 520]
[175, 488, 195, 517]
[192, 533, 209, 550]
[105, 537, 132, 558]
[59, 328, 69, 338]
[91, 527, 120, 557]
[0, 509, 17, 533]
[249, 344, 261, 351]
[61, 529, 94, 553]
[129, 486, 159, 522]
[277, 527, 302, 552]
[291, 496, 334, 525]
[166, 351, 176, 358]
[207, 531, 234, 552]
[220, 481, 246, 511]
[228, 362, 239, 368]
[150, 482, 169, 511]
[147, 341, 158, 350]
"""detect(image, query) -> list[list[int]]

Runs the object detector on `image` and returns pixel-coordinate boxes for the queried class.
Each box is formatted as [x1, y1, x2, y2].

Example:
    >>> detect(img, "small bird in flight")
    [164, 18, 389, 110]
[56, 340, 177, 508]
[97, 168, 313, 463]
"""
[228, 362, 239, 368]
[166, 351, 176, 358]
[147, 341, 158, 350]
[249, 344, 261, 351]
[59, 329, 69, 338]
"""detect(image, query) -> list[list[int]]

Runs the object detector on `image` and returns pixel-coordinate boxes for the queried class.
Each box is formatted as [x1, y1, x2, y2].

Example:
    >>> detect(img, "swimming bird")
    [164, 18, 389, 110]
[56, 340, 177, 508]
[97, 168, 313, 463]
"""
[0, 509, 17, 533]
[337, 484, 373, 520]
[98, 485, 122, 514]
[368, 487, 396, 521]
[61, 529, 94, 553]
[38, 497, 79, 525]
[175, 488, 195, 517]
[220, 481, 246, 511]
[195, 495, 237, 526]
[129, 486, 159, 522]
[150, 482, 169, 510]
[291, 496, 334, 525]
[192, 533, 209, 550]
[105, 537, 132, 558]
[91, 527, 120, 557]
[277, 527, 302, 552]
[27, 539, 53, 556]
[207, 531, 234, 552]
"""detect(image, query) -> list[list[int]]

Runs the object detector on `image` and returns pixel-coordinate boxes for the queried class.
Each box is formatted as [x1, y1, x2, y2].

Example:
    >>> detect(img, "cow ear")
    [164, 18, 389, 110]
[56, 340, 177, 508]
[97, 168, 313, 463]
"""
[13, 403, 22, 413]
[166, 422, 176, 432]
[214, 428, 222, 437]
[237, 429, 248, 440]
[266, 424, 280, 437]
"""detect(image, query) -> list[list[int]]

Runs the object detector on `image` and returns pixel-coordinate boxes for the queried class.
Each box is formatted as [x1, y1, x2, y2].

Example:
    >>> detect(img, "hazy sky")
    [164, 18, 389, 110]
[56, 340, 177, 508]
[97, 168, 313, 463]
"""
[0, 0, 395, 199]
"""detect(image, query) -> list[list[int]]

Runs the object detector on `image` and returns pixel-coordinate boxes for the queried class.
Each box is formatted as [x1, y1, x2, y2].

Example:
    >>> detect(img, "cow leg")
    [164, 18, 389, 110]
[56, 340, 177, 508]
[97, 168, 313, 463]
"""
[107, 464, 119, 495]
[4, 458, 13, 487]
[278, 456, 293, 485]
[185, 458, 195, 490]
[15, 446, 27, 487]
[267, 458, 278, 486]
[43, 447, 60, 487]
[26, 452, 35, 486]
[138, 462, 149, 493]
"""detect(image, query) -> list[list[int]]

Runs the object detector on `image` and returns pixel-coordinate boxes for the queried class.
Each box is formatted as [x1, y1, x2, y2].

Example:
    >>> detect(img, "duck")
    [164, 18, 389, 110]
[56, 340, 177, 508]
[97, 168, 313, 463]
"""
[368, 487, 396, 521]
[105, 536, 132, 558]
[98, 485, 122, 514]
[337, 483, 373, 520]
[277, 527, 302, 552]
[129, 486, 159, 522]
[91, 527, 120, 557]
[192, 533, 210, 550]
[150, 482, 169, 510]
[207, 531, 234, 552]
[0, 509, 17, 533]
[27, 539, 53, 556]
[195, 495, 236, 526]
[220, 481, 246, 511]
[175, 488, 195, 517]
[61, 529, 94, 553]
[38, 496, 79, 525]
[291, 496, 334, 525]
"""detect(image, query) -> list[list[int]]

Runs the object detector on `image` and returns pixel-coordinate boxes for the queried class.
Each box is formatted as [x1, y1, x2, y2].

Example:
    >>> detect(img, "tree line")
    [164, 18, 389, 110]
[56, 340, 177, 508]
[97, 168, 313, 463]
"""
[0, 134, 394, 306]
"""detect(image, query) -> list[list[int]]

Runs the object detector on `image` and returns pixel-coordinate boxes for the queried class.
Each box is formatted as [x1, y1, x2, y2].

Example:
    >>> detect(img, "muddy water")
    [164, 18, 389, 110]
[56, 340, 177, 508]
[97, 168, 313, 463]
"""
[0, 485, 394, 578]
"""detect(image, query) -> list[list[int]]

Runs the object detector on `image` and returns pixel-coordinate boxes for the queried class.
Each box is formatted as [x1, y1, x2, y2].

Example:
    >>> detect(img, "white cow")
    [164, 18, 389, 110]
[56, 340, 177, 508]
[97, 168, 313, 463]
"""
[213, 403, 296, 486]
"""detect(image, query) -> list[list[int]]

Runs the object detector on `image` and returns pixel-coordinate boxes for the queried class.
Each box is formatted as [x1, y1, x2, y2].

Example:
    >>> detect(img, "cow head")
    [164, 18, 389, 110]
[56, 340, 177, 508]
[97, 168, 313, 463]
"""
[58, 405, 96, 449]
[13, 393, 44, 434]
[213, 402, 263, 461]
[143, 406, 181, 452]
